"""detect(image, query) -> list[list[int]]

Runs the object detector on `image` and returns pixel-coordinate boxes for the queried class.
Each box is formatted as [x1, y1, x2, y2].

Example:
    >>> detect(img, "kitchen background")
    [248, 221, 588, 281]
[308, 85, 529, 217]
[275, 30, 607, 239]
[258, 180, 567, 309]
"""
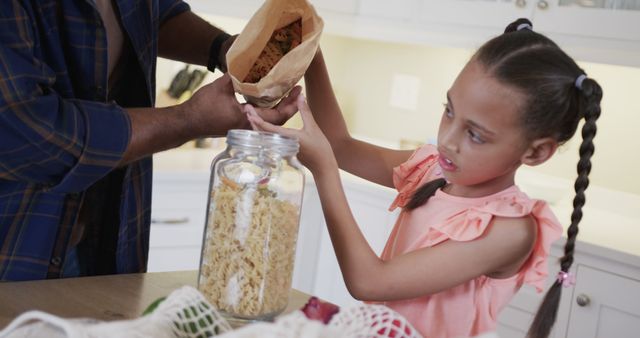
[151, 1, 640, 337]
[158, 4, 640, 196]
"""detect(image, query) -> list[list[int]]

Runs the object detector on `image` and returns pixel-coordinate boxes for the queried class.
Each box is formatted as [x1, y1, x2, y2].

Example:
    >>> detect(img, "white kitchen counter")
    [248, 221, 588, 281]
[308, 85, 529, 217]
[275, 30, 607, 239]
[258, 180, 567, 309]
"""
[153, 148, 640, 260]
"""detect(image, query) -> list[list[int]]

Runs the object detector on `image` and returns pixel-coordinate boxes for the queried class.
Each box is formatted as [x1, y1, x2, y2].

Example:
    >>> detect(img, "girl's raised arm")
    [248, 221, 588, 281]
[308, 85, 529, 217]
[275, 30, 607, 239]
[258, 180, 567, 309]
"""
[246, 96, 536, 303]
[304, 49, 413, 188]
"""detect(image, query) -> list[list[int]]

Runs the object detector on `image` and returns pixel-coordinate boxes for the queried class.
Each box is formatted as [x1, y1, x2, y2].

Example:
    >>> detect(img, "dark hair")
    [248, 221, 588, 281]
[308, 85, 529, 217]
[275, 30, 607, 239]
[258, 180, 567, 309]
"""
[406, 18, 602, 338]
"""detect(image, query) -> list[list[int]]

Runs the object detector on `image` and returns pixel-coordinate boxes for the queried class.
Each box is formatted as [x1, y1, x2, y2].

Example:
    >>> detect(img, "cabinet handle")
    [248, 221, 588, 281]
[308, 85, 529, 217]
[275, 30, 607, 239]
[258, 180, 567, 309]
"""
[576, 294, 591, 307]
[516, 0, 527, 8]
[537, 0, 549, 10]
[151, 217, 190, 224]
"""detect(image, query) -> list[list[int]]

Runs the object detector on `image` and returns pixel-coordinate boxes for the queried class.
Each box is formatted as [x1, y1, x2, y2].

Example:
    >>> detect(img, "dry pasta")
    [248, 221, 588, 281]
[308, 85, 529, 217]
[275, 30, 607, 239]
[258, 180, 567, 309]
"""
[199, 177, 300, 319]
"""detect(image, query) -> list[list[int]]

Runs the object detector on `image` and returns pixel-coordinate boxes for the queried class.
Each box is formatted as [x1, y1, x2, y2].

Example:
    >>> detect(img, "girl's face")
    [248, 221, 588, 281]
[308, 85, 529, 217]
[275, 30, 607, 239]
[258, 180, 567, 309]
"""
[437, 60, 530, 196]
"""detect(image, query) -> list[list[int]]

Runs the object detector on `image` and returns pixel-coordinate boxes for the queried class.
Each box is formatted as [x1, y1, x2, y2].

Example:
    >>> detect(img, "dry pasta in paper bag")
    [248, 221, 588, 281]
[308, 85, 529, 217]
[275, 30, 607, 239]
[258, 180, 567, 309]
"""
[226, 0, 323, 108]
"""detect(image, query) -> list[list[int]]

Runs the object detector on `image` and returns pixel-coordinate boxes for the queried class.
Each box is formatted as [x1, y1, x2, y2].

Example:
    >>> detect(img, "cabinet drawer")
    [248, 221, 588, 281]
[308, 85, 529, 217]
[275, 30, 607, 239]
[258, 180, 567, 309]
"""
[147, 246, 202, 272]
[149, 209, 205, 248]
[152, 184, 209, 211]
[151, 174, 210, 248]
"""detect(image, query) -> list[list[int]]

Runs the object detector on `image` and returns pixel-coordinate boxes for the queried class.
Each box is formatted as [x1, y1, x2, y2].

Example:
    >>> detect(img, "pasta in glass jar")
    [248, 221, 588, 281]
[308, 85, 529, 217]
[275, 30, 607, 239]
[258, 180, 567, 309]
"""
[198, 129, 305, 324]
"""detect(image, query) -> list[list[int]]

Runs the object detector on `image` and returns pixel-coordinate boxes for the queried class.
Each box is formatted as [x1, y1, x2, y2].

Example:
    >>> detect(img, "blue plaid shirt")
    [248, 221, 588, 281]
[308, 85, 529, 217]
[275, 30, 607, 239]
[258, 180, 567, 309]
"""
[0, 0, 190, 281]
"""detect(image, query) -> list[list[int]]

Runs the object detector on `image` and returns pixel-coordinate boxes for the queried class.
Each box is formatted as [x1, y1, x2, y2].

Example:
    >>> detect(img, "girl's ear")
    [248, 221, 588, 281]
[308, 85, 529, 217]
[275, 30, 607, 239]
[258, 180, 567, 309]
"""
[521, 137, 558, 166]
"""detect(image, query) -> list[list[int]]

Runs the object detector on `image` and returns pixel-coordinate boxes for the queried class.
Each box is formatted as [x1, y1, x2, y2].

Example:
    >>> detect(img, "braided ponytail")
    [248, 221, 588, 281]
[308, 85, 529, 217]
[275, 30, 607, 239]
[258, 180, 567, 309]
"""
[405, 178, 447, 210]
[471, 18, 604, 337]
[526, 78, 602, 338]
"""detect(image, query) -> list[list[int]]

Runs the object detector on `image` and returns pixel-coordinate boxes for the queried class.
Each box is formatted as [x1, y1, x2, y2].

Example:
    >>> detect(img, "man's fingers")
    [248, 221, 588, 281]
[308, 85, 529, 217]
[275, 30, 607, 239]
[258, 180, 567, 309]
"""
[278, 86, 302, 107]
[287, 86, 303, 101]
[275, 86, 303, 117]
[245, 105, 298, 139]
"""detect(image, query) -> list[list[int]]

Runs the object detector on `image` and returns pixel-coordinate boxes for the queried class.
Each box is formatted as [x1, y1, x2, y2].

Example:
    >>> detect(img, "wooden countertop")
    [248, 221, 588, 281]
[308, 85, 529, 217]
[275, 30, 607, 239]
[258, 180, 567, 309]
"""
[0, 270, 311, 330]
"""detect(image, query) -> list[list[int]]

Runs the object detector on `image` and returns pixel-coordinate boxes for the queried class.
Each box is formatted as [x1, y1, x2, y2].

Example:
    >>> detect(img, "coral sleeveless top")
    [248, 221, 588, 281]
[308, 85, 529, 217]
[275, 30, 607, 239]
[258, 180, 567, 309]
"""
[381, 145, 563, 338]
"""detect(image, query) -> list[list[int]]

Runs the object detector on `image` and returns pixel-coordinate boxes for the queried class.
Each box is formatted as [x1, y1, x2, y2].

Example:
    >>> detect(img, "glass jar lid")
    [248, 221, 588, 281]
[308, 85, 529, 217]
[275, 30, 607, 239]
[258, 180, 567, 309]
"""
[226, 129, 299, 156]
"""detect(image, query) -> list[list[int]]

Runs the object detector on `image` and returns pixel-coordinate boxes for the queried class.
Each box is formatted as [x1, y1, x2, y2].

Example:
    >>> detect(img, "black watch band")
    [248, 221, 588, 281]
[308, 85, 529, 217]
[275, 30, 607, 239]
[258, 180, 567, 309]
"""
[207, 32, 232, 72]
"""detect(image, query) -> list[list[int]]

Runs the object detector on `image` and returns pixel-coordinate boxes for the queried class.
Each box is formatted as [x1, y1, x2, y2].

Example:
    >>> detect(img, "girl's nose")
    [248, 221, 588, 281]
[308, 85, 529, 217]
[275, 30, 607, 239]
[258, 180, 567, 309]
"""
[439, 129, 460, 154]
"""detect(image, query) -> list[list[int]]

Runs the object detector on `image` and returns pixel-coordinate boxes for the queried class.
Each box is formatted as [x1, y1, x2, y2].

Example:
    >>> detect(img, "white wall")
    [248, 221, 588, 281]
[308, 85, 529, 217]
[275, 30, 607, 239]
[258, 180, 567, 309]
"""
[317, 34, 640, 196]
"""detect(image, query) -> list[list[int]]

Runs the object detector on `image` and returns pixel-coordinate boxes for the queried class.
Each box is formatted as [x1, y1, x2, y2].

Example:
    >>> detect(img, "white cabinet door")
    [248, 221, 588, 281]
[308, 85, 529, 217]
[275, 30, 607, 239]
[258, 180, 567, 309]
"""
[530, 0, 640, 65]
[415, 0, 640, 66]
[419, 0, 535, 30]
[358, 0, 421, 21]
[533, 0, 640, 42]
[148, 173, 210, 272]
[565, 264, 640, 338]
[312, 0, 360, 14]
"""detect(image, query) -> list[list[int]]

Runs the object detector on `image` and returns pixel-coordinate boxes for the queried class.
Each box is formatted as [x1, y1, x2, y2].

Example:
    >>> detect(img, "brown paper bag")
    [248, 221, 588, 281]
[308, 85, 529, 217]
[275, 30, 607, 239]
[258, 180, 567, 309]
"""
[226, 0, 324, 108]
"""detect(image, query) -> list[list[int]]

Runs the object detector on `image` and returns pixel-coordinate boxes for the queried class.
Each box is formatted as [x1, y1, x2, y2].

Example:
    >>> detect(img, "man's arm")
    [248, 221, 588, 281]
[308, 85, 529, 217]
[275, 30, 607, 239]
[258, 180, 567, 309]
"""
[121, 74, 244, 164]
[122, 74, 303, 164]
[158, 10, 231, 69]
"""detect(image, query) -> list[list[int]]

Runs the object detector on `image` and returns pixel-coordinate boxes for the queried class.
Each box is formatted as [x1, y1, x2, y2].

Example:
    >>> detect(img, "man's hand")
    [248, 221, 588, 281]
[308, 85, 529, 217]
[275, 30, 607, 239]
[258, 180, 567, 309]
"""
[122, 74, 301, 164]
[181, 73, 246, 136]
[250, 85, 302, 126]
[182, 73, 302, 137]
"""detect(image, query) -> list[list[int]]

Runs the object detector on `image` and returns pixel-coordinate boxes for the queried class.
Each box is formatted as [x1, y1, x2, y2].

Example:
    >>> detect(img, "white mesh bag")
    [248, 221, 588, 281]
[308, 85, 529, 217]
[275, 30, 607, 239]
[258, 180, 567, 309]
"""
[211, 302, 422, 338]
[0, 285, 428, 338]
[329, 303, 422, 338]
[0, 286, 232, 338]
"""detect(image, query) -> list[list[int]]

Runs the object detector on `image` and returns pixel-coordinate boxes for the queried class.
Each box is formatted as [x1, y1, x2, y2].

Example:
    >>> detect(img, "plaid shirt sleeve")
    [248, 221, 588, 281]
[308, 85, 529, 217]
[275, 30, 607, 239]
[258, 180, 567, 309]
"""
[0, 2, 131, 193]
[159, 0, 191, 24]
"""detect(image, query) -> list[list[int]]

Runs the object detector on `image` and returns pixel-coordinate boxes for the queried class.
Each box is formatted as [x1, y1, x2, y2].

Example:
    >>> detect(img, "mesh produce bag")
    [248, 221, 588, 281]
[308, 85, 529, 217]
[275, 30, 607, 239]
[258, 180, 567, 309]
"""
[0, 286, 231, 338]
[0, 285, 426, 338]
[216, 303, 423, 338]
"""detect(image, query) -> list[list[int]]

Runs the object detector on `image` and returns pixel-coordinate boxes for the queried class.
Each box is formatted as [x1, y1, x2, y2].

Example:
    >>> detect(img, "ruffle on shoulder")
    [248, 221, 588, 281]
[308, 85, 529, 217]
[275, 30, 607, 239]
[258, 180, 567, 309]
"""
[414, 191, 563, 292]
[389, 144, 443, 211]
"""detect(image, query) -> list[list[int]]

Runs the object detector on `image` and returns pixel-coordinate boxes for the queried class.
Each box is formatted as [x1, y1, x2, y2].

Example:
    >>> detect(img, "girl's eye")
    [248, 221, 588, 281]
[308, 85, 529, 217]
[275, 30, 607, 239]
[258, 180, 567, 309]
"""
[468, 130, 485, 144]
[442, 103, 453, 118]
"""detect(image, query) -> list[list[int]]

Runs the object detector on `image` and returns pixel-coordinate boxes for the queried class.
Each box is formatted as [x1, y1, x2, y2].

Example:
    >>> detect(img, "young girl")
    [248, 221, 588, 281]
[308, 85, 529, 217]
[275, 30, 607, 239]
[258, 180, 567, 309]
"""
[246, 18, 602, 338]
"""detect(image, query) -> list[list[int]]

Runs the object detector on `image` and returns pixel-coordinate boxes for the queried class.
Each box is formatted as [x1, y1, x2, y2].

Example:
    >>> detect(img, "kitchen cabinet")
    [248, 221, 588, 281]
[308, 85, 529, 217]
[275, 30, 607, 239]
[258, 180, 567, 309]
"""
[312, 0, 360, 14]
[188, 0, 640, 67]
[417, 0, 640, 66]
[495, 243, 640, 338]
[419, 0, 534, 31]
[533, 0, 640, 42]
[147, 173, 209, 272]
[358, 0, 421, 21]
[419, 0, 640, 41]
[563, 264, 640, 337]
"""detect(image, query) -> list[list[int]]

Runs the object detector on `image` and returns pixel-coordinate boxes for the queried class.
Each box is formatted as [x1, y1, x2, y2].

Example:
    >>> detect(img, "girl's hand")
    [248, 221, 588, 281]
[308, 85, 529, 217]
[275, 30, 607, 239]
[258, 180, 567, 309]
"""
[244, 94, 338, 175]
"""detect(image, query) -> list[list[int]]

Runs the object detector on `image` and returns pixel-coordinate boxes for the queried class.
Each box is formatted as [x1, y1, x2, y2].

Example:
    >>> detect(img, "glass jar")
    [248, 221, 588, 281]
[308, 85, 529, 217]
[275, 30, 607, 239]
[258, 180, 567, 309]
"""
[197, 129, 305, 324]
